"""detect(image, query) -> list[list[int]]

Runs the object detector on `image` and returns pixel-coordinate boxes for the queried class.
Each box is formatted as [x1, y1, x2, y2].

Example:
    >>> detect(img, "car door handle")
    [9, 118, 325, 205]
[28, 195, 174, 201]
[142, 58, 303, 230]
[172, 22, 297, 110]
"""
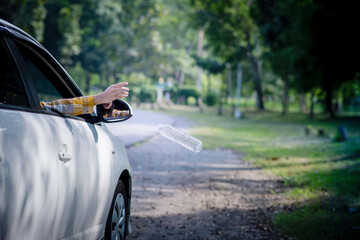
[58, 151, 72, 162]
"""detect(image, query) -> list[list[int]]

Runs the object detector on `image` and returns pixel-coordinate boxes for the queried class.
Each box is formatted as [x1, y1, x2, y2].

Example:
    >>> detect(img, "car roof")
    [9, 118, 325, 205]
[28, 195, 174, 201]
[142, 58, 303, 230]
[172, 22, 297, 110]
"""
[0, 19, 42, 48]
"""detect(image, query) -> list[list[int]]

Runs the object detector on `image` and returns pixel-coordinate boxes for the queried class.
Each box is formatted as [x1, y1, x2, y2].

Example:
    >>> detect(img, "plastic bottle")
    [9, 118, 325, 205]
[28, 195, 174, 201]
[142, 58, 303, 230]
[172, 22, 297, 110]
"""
[158, 124, 202, 153]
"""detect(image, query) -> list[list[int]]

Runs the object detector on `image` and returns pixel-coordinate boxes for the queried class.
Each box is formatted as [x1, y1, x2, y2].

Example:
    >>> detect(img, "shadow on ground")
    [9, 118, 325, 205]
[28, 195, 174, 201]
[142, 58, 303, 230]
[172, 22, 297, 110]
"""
[126, 128, 287, 240]
[129, 207, 284, 240]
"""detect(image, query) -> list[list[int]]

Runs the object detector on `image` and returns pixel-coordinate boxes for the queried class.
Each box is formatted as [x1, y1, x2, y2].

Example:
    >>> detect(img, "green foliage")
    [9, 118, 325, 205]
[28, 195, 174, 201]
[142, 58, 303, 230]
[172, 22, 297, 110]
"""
[252, 0, 360, 116]
[138, 86, 157, 103]
[58, 4, 82, 66]
[333, 130, 347, 143]
[204, 91, 218, 106]
[341, 78, 360, 111]
[128, 87, 140, 103]
[2, 0, 360, 116]
[190, 0, 265, 109]
[123, 73, 154, 103]
[193, 57, 225, 74]
[179, 85, 200, 105]
[1, 0, 200, 93]
[120, 72, 152, 87]
[275, 200, 360, 240]
[0, 0, 47, 41]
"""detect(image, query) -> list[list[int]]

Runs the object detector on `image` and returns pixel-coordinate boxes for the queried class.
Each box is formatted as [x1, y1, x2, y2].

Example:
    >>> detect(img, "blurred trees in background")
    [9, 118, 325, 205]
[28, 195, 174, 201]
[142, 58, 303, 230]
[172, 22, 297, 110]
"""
[190, 0, 265, 111]
[252, 0, 360, 117]
[1, 0, 359, 116]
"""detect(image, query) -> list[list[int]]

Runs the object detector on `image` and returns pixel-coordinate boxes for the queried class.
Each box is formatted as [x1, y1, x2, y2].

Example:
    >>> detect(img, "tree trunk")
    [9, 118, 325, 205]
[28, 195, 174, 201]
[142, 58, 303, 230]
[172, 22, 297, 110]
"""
[299, 94, 306, 113]
[226, 64, 233, 102]
[174, 70, 180, 84]
[217, 97, 223, 116]
[282, 72, 289, 115]
[310, 90, 315, 118]
[197, 28, 205, 112]
[85, 71, 91, 94]
[179, 71, 185, 87]
[179, 43, 192, 88]
[196, 29, 204, 91]
[248, 53, 265, 110]
[207, 74, 211, 93]
[226, 64, 235, 116]
[43, 3, 61, 60]
[325, 83, 335, 117]
[234, 62, 243, 119]
[245, 32, 264, 110]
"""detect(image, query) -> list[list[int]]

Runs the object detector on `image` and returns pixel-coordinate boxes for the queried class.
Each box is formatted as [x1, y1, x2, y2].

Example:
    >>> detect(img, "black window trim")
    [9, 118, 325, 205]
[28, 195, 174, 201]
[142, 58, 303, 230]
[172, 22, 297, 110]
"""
[1, 27, 94, 123]
[10, 38, 77, 109]
[0, 35, 33, 110]
[0, 24, 84, 97]
[2, 37, 87, 122]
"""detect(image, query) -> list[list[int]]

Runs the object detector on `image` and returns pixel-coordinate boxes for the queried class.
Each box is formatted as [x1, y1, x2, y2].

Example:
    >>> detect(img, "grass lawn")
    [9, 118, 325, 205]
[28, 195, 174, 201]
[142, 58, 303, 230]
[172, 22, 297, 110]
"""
[153, 104, 360, 240]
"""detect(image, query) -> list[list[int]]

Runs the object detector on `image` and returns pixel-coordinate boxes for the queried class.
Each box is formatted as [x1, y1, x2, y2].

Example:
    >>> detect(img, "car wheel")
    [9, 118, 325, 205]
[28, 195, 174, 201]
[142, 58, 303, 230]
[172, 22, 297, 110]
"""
[105, 180, 128, 240]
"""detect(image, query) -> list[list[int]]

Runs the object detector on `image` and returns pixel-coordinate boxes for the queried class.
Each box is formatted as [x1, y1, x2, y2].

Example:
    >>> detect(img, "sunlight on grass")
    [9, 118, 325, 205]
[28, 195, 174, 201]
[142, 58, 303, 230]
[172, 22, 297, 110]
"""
[150, 105, 360, 240]
[286, 186, 319, 199]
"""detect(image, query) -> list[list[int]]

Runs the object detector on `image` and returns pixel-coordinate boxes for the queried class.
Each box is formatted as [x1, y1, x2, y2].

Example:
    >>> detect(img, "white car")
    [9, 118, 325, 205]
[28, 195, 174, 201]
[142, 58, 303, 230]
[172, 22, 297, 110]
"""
[0, 19, 132, 240]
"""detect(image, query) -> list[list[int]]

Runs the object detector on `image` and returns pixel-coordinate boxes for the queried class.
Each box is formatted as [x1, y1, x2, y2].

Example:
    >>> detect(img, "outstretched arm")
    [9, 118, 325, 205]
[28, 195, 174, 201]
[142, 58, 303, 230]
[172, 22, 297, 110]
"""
[40, 82, 129, 116]
[40, 96, 95, 116]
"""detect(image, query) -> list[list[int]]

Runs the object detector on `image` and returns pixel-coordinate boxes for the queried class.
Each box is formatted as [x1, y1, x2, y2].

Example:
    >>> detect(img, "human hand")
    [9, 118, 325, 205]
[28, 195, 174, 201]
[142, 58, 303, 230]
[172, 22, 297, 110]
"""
[94, 82, 129, 105]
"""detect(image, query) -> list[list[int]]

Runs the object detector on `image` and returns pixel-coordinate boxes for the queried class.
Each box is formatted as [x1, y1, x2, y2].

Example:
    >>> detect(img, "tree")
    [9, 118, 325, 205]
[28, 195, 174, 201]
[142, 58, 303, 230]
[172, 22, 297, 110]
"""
[0, 0, 47, 41]
[252, 0, 293, 115]
[189, 0, 265, 110]
[252, 0, 360, 117]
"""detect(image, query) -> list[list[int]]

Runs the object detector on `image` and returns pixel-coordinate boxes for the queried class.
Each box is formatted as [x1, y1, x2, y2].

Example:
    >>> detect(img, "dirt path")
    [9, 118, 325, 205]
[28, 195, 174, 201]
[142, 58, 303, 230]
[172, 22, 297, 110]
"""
[126, 119, 287, 240]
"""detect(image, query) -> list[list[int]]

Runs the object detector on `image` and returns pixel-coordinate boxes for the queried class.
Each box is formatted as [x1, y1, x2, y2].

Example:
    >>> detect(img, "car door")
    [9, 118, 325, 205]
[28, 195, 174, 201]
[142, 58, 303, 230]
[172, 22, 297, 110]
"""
[0, 36, 59, 239]
[11, 37, 115, 239]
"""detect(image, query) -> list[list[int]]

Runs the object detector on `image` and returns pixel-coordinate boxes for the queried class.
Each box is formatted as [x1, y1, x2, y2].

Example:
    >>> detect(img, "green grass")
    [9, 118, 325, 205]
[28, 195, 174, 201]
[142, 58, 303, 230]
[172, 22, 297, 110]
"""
[151, 104, 360, 240]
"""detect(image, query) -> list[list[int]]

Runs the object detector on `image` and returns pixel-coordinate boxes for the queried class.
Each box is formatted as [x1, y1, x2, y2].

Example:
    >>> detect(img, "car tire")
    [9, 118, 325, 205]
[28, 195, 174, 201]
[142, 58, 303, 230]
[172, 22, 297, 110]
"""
[105, 180, 128, 240]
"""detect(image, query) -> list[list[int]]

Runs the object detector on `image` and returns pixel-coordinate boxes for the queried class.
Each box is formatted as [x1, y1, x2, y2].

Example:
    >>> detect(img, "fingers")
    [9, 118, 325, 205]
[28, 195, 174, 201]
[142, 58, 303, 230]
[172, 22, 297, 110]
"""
[111, 82, 129, 99]
[94, 82, 130, 105]
[117, 91, 129, 98]
[118, 82, 128, 86]
[119, 87, 129, 91]
[113, 82, 128, 87]
[110, 83, 129, 92]
[114, 87, 129, 97]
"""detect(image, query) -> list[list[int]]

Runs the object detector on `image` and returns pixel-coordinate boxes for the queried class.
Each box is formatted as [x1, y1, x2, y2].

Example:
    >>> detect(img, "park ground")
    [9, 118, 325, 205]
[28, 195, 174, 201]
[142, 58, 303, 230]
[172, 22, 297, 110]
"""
[126, 105, 360, 240]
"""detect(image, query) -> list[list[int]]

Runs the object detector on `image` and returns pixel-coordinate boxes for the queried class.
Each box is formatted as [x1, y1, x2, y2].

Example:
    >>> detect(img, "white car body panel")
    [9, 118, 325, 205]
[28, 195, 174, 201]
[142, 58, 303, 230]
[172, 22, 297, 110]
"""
[0, 108, 131, 240]
[0, 109, 59, 239]
[49, 115, 113, 239]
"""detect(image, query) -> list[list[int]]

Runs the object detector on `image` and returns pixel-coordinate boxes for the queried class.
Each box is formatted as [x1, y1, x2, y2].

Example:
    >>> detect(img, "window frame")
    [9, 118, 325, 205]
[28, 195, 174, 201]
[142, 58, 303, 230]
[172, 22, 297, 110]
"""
[3, 36, 89, 121]
[9, 38, 76, 110]
[0, 35, 32, 110]
[0, 26, 95, 122]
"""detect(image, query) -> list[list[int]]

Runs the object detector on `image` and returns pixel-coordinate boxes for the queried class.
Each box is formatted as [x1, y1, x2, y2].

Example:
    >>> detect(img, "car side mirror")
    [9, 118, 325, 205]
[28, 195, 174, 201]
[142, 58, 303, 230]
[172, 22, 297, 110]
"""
[96, 99, 133, 123]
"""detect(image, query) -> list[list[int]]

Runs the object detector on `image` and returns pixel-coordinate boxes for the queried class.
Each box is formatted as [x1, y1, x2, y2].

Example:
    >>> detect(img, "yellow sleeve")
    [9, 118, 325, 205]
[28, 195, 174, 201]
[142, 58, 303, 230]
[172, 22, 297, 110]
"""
[40, 96, 95, 116]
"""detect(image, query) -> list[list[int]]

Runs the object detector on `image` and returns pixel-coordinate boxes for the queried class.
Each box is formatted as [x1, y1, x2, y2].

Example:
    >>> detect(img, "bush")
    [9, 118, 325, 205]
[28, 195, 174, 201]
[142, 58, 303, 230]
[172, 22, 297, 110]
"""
[204, 91, 218, 106]
[178, 86, 200, 105]
[138, 86, 157, 103]
[128, 87, 140, 103]
[120, 72, 152, 87]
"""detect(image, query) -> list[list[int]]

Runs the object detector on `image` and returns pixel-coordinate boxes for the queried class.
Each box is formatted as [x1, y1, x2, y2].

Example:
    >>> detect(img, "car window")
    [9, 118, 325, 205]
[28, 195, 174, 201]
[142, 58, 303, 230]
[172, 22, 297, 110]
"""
[14, 42, 63, 103]
[0, 37, 29, 107]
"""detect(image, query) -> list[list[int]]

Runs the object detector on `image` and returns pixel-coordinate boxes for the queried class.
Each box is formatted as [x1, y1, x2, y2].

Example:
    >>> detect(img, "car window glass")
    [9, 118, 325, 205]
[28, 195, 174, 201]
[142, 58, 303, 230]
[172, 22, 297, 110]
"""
[15, 43, 63, 103]
[0, 38, 29, 107]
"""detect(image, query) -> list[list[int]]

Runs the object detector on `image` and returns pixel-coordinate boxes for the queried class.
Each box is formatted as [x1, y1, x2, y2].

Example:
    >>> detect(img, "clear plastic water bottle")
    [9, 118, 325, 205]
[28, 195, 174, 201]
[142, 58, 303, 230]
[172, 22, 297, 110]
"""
[158, 124, 203, 153]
